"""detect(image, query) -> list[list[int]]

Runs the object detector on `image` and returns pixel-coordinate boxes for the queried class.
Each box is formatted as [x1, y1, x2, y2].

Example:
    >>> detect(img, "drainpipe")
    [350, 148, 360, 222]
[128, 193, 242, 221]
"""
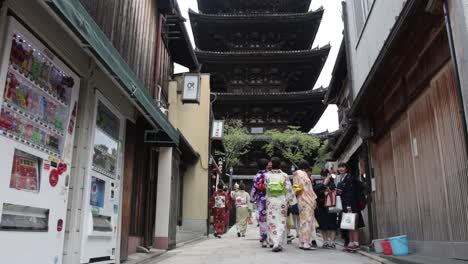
[443, 0, 468, 158]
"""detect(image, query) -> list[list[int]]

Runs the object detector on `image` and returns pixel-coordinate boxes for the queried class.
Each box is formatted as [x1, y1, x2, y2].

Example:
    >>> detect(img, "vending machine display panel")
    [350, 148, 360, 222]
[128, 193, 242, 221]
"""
[9, 149, 41, 192]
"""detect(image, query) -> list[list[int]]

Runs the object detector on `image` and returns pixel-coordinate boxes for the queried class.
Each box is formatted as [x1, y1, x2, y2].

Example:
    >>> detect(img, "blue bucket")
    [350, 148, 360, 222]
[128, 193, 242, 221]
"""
[389, 235, 409, 256]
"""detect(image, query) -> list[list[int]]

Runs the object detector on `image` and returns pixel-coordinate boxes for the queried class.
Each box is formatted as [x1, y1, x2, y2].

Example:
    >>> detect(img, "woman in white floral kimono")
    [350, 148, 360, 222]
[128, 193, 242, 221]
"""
[266, 157, 297, 252]
[233, 182, 252, 237]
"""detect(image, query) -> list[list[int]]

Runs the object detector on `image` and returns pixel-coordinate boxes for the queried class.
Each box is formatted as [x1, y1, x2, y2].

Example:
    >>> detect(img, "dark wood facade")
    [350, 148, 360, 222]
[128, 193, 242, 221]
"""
[79, 0, 199, 259]
[348, 1, 468, 259]
[79, 0, 160, 96]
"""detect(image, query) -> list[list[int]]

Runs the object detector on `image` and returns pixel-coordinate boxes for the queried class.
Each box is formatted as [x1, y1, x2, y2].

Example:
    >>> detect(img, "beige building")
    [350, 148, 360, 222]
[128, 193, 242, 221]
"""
[166, 74, 211, 238]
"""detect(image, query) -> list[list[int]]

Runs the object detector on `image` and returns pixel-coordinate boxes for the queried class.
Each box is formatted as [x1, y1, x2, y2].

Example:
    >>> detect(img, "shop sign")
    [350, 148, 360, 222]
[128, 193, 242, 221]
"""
[182, 73, 201, 104]
[211, 120, 224, 140]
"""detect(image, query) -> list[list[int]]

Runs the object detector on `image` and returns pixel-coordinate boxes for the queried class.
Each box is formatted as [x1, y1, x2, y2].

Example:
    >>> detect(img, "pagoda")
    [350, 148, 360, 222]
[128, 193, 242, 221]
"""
[191, 0, 330, 175]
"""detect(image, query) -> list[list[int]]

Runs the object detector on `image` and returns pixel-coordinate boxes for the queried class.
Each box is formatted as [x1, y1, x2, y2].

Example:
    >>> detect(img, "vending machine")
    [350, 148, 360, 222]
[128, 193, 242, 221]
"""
[80, 93, 124, 263]
[0, 17, 80, 263]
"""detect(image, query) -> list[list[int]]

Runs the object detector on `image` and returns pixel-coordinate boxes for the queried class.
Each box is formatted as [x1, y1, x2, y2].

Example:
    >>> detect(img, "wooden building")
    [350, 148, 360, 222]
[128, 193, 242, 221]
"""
[190, 0, 330, 176]
[330, 0, 468, 260]
[73, 0, 201, 260]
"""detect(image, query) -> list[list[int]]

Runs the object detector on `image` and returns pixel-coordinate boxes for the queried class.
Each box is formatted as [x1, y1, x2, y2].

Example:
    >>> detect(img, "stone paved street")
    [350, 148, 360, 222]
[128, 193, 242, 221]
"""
[149, 226, 380, 264]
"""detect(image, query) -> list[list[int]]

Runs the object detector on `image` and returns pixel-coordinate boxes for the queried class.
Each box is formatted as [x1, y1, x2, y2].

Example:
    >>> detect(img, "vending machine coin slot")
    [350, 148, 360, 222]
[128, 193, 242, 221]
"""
[0, 203, 49, 231]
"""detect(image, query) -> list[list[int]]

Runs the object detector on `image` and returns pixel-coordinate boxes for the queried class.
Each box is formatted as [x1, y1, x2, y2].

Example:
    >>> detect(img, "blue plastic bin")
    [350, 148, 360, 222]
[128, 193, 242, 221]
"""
[389, 235, 409, 256]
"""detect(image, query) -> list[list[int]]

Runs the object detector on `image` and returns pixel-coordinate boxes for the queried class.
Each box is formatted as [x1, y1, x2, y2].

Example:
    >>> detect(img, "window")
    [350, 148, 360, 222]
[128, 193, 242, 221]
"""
[354, 0, 375, 36]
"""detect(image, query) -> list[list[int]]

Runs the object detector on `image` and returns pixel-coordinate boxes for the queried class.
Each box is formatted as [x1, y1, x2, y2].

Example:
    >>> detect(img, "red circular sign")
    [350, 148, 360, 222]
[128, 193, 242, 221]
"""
[49, 169, 59, 187]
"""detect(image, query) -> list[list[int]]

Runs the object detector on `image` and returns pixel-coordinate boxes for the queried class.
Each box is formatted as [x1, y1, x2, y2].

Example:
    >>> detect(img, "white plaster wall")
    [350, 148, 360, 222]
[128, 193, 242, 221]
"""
[345, 0, 406, 97]
[155, 148, 173, 238]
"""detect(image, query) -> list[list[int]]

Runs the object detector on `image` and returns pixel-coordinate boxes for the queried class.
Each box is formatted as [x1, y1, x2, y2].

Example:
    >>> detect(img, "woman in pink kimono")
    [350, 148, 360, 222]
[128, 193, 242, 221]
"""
[293, 160, 318, 250]
[266, 157, 296, 252]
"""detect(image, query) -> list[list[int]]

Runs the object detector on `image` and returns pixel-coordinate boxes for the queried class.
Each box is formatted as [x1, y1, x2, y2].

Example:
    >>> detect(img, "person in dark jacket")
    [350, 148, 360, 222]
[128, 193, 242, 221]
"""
[314, 169, 338, 249]
[337, 162, 365, 252]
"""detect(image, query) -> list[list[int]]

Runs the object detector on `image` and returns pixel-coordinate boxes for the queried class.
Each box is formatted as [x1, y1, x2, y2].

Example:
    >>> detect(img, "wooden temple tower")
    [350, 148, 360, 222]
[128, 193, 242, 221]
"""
[190, 0, 330, 176]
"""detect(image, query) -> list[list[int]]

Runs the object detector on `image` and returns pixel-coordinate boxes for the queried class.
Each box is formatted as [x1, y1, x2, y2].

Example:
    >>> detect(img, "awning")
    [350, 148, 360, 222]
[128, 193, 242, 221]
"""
[46, 0, 179, 145]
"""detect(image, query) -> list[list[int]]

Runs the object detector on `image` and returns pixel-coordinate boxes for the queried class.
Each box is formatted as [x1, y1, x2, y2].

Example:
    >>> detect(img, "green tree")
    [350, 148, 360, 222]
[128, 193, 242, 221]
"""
[216, 119, 252, 170]
[312, 140, 331, 174]
[263, 126, 321, 167]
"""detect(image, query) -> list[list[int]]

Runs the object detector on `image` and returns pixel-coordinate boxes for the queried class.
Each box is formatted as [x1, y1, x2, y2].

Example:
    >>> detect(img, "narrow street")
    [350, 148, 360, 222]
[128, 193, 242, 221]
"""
[150, 227, 379, 264]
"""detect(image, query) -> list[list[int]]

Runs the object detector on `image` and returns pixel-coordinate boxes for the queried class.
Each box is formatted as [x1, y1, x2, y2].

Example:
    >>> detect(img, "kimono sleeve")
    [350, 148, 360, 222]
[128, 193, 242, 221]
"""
[208, 193, 215, 209]
[284, 174, 297, 206]
[246, 193, 253, 211]
[225, 192, 232, 209]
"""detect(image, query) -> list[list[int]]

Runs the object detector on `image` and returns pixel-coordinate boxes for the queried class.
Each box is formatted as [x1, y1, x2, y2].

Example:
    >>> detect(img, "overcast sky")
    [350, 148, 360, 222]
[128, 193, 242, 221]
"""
[175, 0, 344, 133]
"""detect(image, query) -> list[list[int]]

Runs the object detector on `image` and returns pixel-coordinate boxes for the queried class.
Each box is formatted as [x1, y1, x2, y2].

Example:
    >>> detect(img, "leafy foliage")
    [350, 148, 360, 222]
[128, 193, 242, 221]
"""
[263, 126, 321, 166]
[312, 140, 332, 174]
[215, 119, 252, 169]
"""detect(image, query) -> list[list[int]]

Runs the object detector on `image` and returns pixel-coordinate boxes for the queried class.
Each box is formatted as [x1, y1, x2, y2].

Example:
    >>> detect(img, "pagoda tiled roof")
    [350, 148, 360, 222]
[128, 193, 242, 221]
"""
[197, 0, 311, 14]
[190, 8, 323, 19]
[190, 9, 323, 51]
[215, 88, 327, 99]
[196, 45, 330, 63]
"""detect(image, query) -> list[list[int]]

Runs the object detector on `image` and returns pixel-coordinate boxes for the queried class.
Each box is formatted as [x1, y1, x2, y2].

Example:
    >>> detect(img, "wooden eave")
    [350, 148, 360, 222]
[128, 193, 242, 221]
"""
[324, 40, 347, 104]
[197, 0, 311, 14]
[196, 46, 330, 64]
[214, 88, 327, 103]
[189, 9, 323, 51]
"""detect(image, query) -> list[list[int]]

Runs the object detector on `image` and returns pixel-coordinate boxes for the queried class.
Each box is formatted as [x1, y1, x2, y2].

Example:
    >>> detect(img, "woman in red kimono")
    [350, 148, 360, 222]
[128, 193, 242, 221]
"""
[210, 183, 232, 238]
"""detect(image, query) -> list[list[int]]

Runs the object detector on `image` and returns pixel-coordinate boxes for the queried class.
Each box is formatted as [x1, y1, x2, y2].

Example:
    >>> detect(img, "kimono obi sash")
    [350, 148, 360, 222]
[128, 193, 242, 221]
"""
[214, 195, 226, 208]
[267, 180, 286, 197]
[236, 194, 248, 208]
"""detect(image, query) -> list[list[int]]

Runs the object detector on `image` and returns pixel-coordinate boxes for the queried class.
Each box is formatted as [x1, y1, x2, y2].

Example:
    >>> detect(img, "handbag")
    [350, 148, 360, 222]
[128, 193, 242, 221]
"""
[248, 217, 253, 225]
[325, 189, 337, 207]
[328, 195, 343, 213]
[340, 212, 357, 230]
[293, 183, 304, 195]
[287, 213, 294, 228]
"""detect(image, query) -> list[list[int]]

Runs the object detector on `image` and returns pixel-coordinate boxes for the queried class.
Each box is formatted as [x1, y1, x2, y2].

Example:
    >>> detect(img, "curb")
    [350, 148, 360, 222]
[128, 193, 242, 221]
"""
[335, 242, 395, 264]
[175, 236, 207, 248]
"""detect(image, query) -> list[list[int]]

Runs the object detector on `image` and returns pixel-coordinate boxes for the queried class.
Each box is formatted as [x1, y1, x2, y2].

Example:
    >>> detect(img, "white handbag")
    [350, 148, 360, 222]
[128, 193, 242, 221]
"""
[340, 212, 357, 230]
[328, 196, 343, 213]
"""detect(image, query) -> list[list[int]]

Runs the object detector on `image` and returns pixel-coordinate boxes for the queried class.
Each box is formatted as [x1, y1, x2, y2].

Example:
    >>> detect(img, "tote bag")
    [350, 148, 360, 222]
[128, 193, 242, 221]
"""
[325, 190, 337, 207]
[340, 212, 357, 230]
[328, 196, 343, 213]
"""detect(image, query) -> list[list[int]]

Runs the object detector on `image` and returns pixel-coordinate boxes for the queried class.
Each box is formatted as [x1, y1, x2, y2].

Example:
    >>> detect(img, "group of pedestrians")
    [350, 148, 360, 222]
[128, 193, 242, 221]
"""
[209, 158, 366, 253]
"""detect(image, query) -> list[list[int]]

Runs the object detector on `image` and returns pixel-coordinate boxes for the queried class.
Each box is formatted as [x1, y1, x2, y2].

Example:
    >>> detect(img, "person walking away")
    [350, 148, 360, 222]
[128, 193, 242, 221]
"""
[337, 162, 365, 252]
[233, 182, 252, 237]
[251, 158, 269, 247]
[223, 185, 232, 233]
[265, 157, 296, 252]
[314, 169, 339, 249]
[293, 160, 318, 250]
[209, 183, 232, 238]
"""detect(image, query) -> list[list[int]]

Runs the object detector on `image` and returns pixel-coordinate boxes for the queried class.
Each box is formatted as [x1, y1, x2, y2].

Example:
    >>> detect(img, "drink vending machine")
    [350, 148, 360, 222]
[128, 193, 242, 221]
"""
[0, 17, 80, 263]
[79, 93, 124, 263]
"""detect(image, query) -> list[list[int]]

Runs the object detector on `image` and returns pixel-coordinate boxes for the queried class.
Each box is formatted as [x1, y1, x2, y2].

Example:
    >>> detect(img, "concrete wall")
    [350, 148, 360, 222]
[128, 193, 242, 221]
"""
[345, 0, 405, 97]
[168, 74, 211, 233]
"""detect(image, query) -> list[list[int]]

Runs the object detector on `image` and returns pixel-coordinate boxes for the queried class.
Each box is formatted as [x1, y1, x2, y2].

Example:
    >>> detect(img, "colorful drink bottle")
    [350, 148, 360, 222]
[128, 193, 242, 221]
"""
[40, 96, 47, 121]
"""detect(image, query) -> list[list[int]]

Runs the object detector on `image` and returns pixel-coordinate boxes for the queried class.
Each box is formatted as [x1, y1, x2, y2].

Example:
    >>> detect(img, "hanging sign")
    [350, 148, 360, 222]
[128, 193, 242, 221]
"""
[211, 120, 224, 140]
[182, 73, 201, 104]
